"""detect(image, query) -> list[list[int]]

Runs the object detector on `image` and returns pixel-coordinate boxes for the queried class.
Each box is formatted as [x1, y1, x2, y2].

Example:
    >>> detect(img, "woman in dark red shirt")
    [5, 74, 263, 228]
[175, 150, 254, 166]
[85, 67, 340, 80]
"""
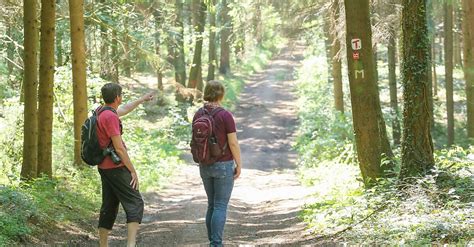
[194, 80, 242, 246]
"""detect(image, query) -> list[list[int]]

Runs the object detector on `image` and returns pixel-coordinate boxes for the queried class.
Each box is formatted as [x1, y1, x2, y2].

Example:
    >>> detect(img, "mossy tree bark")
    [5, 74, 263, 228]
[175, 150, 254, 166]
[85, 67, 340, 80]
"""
[400, 0, 435, 179]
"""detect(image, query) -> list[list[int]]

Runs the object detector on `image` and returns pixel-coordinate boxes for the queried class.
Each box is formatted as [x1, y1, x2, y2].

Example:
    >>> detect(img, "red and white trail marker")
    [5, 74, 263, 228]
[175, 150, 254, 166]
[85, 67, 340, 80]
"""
[352, 51, 360, 60]
[351, 38, 362, 50]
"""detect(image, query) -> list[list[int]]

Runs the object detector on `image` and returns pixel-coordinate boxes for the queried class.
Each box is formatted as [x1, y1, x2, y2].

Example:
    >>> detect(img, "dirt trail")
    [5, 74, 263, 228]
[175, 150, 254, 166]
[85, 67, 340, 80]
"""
[94, 44, 323, 246]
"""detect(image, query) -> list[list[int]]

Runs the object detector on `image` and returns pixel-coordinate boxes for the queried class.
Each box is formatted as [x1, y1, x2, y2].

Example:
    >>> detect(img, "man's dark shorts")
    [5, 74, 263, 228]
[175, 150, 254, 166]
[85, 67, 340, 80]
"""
[98, 167, 144, 230]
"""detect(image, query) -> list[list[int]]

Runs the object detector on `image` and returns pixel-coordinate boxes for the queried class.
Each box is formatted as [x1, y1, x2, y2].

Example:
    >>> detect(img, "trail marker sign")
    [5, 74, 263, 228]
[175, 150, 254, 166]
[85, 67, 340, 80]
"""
[351, 38, 362, 50]
[353, 51, 360, 60]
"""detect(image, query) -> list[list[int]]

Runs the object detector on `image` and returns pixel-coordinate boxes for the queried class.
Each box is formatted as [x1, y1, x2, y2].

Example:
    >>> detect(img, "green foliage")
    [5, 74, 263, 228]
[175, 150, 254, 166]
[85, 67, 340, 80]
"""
[300, 152, 473, 244]
[239, 47, 274, 74]
[430, 65, 471, 148]
[0, 186, 33, 246]
[0, 169, 101, 246]
[294, 53, 355, 167]
[124, 108, 186, 191]
[295, 35, 473, 244]
[0, 0, 289, 244]
[0, 68, 191, 243]
[0, 103, 23, 184]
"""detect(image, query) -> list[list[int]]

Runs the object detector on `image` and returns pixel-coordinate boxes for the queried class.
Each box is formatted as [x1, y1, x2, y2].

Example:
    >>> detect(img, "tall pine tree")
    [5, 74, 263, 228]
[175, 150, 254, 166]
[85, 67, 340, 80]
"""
[344, 0, 394, 184]
[21, 0, 39, 180]
[400, 0, 435, 178]
[69, 0, 88, 165]
[37, 0, 56, 177]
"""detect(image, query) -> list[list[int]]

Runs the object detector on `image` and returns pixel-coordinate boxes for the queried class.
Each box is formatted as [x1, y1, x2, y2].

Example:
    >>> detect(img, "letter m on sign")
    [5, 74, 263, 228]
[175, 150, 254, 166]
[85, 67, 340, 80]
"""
[355, 69, 365, 79]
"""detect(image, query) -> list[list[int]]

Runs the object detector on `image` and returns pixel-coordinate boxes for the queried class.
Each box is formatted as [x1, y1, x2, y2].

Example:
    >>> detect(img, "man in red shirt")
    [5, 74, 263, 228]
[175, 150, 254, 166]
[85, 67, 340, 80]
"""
[97, 83, 153, 247]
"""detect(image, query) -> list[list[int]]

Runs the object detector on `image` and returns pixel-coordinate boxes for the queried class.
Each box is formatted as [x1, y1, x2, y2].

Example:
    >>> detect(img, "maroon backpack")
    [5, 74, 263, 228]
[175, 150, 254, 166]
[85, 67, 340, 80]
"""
[190, 107, 227, 165]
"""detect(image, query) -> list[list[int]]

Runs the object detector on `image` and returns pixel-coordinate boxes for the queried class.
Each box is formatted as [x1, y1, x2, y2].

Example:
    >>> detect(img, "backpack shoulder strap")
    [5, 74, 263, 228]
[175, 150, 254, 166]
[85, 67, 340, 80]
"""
[97, 106, 117, 115]
[96, 106, 119, 148]
[209, 107, 224, 117]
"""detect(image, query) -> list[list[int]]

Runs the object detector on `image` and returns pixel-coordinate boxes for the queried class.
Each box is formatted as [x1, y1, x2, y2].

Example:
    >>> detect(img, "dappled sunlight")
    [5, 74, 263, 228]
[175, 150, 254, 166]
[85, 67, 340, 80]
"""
[90, 44, 322, 245]
[3, 0, 472, 244]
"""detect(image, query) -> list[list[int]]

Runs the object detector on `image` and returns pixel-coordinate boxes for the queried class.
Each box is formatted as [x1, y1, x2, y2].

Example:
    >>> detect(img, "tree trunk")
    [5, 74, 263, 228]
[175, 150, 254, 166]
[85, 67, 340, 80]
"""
[445, 2, 455, 146]
[373, 46, 378, 82]
[175, 0, 187, 85]
[400, 0, 434, 179]
[111, 30, 119, 83]
[21, 0, 39, 180]
[234, 32, 245, 62]
[343, 0, 394, 184]
[188, 0, 206, 90]
[207, 0, 217, 81]
[438, 35, 443, 64]
[432, 38, 438, 97]
[37, 0, 55, 177]
[454, 3, 463, 67]
[323, 14, 333, 85]
[388, 33, 401, 146]
[6, 25, 15, 77]
[254, 0, 262, 46]
[123, 28, 132, 77]
[219, 0, 231, 75]
[69, 0, 89, 166]
[463, 0, 474, 138]
[154, 8, 164, 91]
[56, 28, 63, 66]
[427, 0, 435, 128]
[99, 0, 110, 80]
[331, 0, 343, 113]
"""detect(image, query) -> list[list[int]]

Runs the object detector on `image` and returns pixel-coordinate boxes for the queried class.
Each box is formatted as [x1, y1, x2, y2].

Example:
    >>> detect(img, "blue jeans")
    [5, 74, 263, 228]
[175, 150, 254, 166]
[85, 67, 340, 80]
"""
[200, 160, 235, 247]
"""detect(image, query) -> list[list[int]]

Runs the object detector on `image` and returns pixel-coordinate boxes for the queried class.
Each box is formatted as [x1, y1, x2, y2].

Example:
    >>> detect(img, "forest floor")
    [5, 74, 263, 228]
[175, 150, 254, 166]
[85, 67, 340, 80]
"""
[57, 44, 336, 246]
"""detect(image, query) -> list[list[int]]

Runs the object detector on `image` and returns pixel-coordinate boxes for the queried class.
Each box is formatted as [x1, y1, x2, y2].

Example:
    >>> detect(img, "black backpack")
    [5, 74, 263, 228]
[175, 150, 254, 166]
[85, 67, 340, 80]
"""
[190, 107, 227, 165]
[81, 106, 115, 166]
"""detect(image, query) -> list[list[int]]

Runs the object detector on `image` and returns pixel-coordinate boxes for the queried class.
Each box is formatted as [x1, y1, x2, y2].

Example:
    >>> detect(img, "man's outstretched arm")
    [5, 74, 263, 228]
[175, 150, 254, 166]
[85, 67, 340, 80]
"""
[117, 92, 154, 117]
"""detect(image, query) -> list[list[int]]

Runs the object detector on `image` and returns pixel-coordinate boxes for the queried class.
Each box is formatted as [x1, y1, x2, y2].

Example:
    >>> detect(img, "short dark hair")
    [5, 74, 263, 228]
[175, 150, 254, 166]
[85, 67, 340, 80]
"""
[101, 83, 122, 104]
[203, 80, 225, 102]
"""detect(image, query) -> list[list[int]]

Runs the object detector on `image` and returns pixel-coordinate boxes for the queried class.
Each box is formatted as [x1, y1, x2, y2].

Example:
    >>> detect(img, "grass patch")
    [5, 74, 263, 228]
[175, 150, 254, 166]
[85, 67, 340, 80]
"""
[0, 169, 100, 246]
[299, 156, 473, 245]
